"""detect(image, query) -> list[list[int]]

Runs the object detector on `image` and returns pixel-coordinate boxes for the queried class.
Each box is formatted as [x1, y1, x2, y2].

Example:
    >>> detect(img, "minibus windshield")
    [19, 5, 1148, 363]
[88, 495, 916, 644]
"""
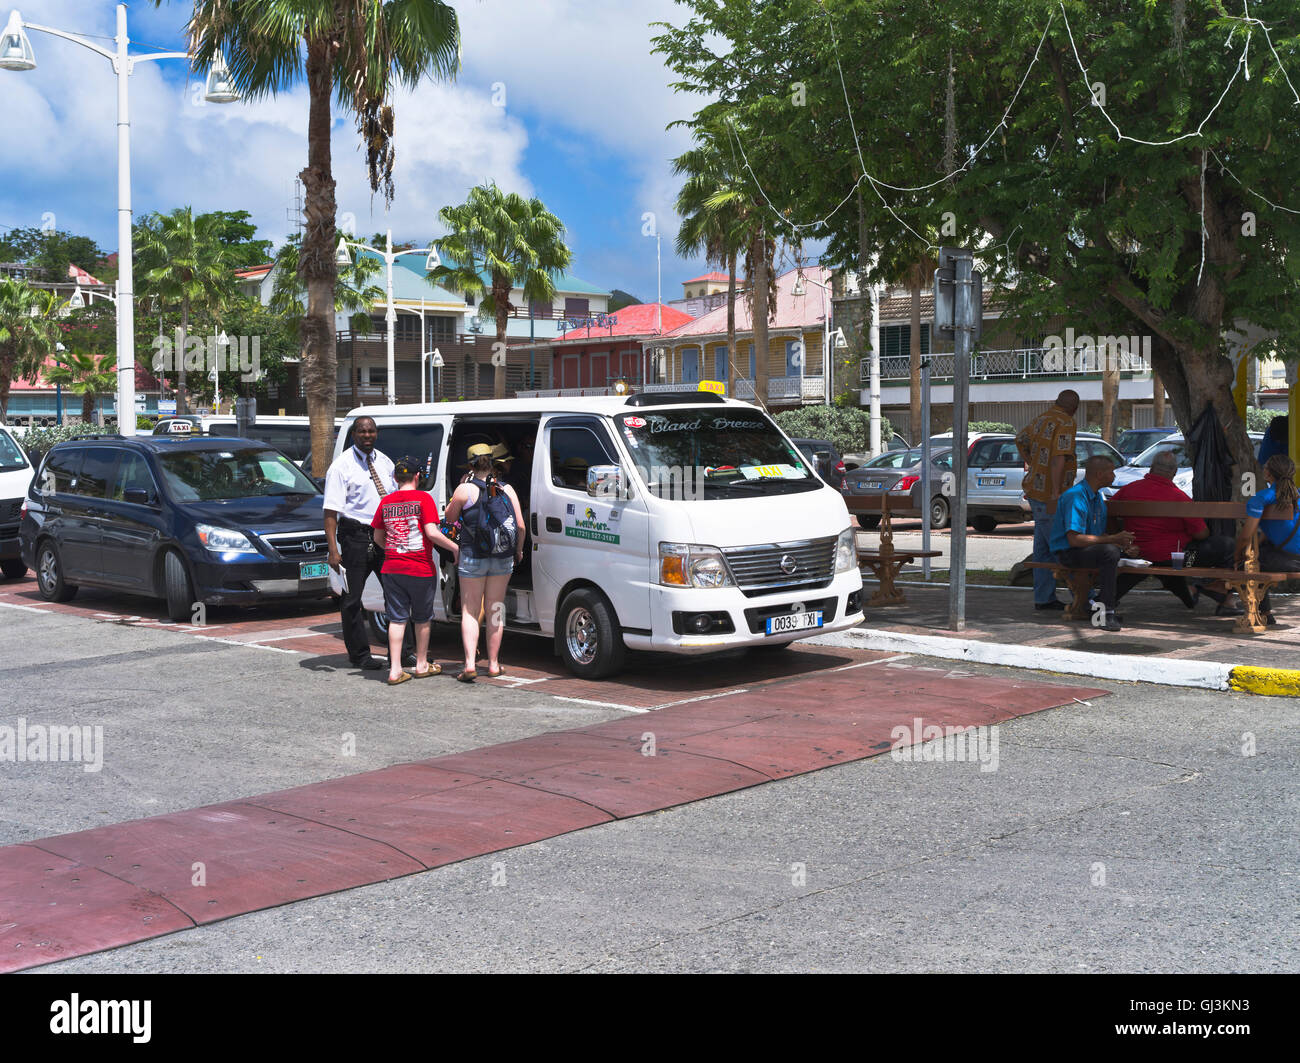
[615, 408, 821, 499]
[0, 429, 28, 472]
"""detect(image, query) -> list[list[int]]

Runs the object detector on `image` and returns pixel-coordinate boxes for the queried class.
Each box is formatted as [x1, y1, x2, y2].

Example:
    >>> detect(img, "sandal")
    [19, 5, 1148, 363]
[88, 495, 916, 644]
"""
[412, 663, 442, 678]
[455, 670, 477, 683]
[386, 672, 414, 686]
[486, 666, 506, 678]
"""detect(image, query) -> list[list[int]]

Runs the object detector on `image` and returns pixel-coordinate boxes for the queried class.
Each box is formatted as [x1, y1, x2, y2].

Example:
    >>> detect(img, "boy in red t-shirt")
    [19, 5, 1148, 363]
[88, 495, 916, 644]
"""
[370, 457, 460, 683]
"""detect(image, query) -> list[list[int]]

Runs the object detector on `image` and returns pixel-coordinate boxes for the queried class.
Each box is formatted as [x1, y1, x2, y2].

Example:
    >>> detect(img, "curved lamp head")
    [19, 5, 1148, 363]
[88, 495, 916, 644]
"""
[335, 237, 352, 267]
[0, 11, 36, 72]
[791, 275, 807, 297]
[203, 52, 240, 104]
[68, 286, 85, 310]
[424, 247, 441, 271]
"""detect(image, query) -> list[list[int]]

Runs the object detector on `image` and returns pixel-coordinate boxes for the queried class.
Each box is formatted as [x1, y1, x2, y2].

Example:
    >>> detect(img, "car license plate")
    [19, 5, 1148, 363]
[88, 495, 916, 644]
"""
[863, 481, 882, 490]
[978, 476, 1005, 487]
[766, 610, 823, 636]
[299, 561, 330, 580]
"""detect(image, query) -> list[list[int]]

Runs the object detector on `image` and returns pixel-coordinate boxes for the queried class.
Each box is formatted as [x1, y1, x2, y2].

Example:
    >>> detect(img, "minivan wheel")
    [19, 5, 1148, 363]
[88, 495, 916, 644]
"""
[36, 541, 77, 602]
[971, 514, 998, 534]
[558, 588, 625, 679]
[929, 495, 951, 530]
[163, 550, 196, 623]
[1, 558, 27, 580]
[368, 608, 389, 645]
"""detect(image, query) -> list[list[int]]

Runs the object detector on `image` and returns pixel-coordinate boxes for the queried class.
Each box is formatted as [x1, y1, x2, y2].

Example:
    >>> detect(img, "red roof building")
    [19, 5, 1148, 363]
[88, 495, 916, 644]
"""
[514, 303, 693, 395]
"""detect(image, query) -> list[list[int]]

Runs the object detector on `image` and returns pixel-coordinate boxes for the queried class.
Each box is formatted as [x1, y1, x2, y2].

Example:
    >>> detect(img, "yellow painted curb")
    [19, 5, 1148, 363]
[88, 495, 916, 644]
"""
[1228, 667, 1300, 698]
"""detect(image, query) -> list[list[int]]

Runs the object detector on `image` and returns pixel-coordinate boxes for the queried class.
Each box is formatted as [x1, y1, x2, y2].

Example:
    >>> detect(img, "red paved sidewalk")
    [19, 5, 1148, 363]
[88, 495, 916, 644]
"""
[0, 660, 1105, 972]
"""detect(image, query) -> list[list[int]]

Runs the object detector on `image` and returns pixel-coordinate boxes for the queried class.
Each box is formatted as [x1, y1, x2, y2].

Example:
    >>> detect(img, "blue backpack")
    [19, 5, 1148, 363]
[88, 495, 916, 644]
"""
[464, 476, 517, 557]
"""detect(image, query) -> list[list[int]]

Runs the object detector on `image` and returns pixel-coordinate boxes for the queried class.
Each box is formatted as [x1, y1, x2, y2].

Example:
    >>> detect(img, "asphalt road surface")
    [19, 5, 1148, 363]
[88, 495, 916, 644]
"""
[0, 577, 1293, 974]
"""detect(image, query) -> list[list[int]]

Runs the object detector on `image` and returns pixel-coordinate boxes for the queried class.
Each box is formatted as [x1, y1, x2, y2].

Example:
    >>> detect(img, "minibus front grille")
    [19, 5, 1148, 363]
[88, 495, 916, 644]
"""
[722, 537, 837, 596]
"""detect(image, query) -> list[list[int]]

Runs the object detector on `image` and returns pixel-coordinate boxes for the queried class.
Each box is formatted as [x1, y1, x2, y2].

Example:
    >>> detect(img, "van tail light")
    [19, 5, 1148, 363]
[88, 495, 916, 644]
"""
[894, 475, 919, 491]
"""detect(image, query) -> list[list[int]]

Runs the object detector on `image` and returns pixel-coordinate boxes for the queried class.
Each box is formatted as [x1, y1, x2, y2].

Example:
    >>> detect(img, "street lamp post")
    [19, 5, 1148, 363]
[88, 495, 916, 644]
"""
[1, 5, 239, 437]
[337, 229, 440, 405]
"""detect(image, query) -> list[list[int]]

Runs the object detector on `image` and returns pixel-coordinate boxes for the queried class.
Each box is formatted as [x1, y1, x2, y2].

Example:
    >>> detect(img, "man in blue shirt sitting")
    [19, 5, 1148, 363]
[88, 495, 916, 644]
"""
[1049, 454, 1136, 631]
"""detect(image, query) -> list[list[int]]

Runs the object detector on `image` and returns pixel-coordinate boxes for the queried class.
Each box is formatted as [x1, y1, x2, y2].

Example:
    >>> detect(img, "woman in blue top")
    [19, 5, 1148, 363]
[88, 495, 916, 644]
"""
[1236, 454, 1300, 625]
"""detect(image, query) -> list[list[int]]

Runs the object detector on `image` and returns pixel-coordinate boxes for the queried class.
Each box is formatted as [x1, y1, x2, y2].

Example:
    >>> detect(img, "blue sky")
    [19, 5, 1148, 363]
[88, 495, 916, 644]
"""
[0, 0, 747, 301]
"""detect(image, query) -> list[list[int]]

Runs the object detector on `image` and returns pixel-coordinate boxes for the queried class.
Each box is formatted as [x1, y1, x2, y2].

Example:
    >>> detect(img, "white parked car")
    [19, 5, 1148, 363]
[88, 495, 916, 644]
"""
[0, 425, 35, 579]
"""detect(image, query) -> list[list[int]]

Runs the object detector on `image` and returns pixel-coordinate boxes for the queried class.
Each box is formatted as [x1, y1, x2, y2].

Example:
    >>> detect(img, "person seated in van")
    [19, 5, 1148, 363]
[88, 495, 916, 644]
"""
[491, 442, 515, 482]
[371, 457, 460, 684]
[556, 456, 589, 490]
[445, 444, 526, 682]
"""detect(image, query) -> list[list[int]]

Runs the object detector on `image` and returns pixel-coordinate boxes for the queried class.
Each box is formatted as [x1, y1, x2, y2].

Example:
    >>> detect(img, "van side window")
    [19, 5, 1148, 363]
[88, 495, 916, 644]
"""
[113, 453, 157, 502]
[40, 449, 82, 495]
[550, 427, 616, 491]
[75, 448, 117, 498]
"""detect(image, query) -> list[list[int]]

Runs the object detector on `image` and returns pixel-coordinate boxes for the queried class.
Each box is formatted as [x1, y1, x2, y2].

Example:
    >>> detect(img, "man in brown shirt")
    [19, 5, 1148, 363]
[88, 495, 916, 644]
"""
[1015, 389, 1079, 610]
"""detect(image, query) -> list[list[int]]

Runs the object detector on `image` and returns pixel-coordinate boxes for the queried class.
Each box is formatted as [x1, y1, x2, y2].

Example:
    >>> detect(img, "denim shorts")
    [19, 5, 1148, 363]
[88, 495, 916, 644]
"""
[458, 555, 514, 578]
[382, 572, 434, 624]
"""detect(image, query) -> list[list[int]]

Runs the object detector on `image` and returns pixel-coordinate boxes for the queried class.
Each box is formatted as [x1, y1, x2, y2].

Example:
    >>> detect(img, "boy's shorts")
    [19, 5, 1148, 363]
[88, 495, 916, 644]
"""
[382, 571, 434, 623]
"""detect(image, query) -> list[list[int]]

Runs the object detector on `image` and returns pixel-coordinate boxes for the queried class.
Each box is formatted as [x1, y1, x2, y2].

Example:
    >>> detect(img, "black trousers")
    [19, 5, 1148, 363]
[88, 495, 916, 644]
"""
[1062, 544, 1120, 610]
[338, 517, 384, 664]
[1260, 540, 1300, 615]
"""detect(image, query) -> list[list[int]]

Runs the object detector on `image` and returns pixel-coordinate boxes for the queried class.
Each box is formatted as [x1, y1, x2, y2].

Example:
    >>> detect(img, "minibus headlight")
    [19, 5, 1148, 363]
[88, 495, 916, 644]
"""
[659, 542, 733, 588]
[835, 526, 857, 573]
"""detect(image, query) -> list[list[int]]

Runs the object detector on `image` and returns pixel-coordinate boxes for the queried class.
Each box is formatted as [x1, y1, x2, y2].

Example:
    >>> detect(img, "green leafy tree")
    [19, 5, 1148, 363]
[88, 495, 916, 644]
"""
[177, 0, 460, 473]
[207, 210, 275, 269]
[269, 235, 383, 336]
[134, 207, 239, 414]
[0, 278, 61, 423]
[775, 404, 891, 457]
[430, 183, 573, 399]
[44, 350, 116, 423]
[0, 227, 106, 282]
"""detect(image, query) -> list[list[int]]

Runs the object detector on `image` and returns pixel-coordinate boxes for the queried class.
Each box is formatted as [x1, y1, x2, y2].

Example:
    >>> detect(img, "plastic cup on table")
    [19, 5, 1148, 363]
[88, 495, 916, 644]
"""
[1171, 552, 1185, 569]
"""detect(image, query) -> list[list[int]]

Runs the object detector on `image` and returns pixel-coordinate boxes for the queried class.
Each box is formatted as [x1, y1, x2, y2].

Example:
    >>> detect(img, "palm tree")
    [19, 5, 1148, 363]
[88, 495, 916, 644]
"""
[44, 350, 117, 424]
[134, 208, 239, 414]
[430, 183, 573, 399]
[180, 0, 460, 473]
[0, 278, 60, 424]
[673, 123, 747, 396]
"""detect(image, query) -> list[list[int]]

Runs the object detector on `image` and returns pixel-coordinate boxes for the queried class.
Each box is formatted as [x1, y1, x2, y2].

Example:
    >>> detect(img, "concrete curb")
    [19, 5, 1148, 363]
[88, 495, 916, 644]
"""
[1227, 666, 1300, 698]
[850, 628, 1239, 691]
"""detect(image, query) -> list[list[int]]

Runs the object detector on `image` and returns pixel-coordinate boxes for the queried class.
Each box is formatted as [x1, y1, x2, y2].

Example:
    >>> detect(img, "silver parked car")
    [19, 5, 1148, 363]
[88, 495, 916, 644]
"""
[844, 447, 954, 529]
[964, 433, 1123, 532]
[1105, 432, 1263, 498]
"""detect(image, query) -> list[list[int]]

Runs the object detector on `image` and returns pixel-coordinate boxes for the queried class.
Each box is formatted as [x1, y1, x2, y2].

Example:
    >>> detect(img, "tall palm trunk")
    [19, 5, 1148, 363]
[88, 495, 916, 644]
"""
[752, 225, 770, 409]
[301, 36, 340, 476]
[726, 252, 737, 397]
[909, 281, 922, 444]
[493, 277, 510, 399]
[178, 297, 190, 414]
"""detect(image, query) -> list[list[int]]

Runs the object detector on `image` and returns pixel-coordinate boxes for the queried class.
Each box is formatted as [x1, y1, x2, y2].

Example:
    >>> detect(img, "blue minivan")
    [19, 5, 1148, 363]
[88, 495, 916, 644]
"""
[19, 435, 330, 620]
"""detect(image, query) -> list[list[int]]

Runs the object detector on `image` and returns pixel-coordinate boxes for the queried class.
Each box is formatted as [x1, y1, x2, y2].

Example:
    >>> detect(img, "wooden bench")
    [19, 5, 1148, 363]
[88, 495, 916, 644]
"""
[1026, 499, 1288, 633]
[847, 495, 943, 605]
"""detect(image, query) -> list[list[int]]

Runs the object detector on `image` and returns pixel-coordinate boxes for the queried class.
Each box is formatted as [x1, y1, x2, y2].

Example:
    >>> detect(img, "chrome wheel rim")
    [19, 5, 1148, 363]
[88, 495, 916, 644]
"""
[565, 607, 598, 665]
[38, 548, 57, 595]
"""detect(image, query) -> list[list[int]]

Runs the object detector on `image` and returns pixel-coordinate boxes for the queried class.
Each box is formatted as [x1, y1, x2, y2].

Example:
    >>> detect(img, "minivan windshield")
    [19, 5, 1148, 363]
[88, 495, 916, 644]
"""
[615, 408, 821, 498]
[0, 429, 28, 472]
[156, 447, 320, 500]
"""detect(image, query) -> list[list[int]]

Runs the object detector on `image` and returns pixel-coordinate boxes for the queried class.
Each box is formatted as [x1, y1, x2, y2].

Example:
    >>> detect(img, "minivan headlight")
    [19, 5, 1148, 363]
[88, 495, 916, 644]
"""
[835, 526, 857, 573]
[659, 542, 734, 588]
[196, 523, 259, 555]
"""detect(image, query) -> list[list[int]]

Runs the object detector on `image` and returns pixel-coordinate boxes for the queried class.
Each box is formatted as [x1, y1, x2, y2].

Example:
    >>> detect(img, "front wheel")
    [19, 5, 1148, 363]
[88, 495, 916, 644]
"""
[0, 558, 27, 579]
[36, 540, 77, 602]
[558, 588, 625, 679]
[971, 514, 998, 534]
[163, 550, 196, 622]
[929, 495, 951, 530]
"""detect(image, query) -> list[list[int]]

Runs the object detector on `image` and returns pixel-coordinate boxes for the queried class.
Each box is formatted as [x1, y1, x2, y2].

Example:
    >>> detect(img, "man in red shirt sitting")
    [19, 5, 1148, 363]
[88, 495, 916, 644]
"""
[1112, 449, 1241, 614]
[371, 457, 460, 684]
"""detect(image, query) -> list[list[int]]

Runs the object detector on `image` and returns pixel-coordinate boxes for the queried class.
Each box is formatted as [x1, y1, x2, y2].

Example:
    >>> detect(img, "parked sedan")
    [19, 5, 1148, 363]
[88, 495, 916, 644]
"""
[844, 448, 954, 529]
[964, 433, 1124, 531]
[20, 435, 331, 620]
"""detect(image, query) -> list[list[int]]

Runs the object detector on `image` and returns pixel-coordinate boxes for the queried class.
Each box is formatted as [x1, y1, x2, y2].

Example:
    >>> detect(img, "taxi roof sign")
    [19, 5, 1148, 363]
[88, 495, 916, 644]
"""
[697, 380, 724, 395]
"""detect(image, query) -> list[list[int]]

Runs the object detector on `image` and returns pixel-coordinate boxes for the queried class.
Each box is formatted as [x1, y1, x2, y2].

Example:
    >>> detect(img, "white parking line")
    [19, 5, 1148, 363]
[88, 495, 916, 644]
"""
[0, 601, 49, 614]
[551, 695, 649, 714]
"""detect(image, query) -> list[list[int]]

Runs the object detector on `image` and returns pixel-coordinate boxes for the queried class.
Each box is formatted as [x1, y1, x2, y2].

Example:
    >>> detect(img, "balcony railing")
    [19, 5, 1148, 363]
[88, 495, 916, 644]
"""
[864, 346, 1154, 384]
[640, 376, 825, 402]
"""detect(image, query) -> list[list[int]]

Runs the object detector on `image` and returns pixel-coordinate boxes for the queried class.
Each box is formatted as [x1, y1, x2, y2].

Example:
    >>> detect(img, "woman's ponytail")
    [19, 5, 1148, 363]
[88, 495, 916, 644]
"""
[1266, 454, 1298, 512]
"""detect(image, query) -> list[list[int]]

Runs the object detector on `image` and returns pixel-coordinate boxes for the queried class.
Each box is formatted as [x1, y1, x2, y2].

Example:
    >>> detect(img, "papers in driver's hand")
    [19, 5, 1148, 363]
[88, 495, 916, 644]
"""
[1118, 558, 1152, 567]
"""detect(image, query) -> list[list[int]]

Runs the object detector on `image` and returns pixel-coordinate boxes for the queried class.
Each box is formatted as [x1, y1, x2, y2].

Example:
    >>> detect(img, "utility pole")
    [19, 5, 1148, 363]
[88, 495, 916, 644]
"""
[934, 247, 982, 631]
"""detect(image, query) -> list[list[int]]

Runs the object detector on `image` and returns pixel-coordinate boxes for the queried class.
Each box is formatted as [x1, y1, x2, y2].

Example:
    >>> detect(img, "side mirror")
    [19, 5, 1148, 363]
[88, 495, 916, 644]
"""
[122, 488, 153, 506]
[587, 464, 626, 500]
